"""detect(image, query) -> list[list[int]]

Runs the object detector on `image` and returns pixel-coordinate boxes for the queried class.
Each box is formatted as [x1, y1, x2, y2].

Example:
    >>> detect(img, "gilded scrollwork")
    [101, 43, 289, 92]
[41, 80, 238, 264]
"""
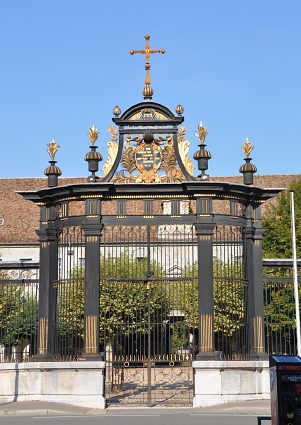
[112, 136, 137, 183]
[177, 126, 194, 175]
[120, 144, 136, 177]
[102, 127, 119, 176]
[160, 137, 185, 183]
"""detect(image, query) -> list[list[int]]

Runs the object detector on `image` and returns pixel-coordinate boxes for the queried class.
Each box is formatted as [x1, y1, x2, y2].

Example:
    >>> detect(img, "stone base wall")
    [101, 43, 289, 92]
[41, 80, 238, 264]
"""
[0, 361, 106, 409]
[193, 360, 270, 407]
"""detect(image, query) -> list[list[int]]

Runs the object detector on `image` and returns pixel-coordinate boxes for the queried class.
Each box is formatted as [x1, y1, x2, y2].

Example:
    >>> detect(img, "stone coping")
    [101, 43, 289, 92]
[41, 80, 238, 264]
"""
[0, 361, 106, 370]
[193, 360, 269, 369]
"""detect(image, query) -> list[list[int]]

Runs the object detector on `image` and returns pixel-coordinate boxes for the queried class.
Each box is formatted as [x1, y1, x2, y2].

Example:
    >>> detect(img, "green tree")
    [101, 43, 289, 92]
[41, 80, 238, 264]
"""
[263, 268, 295, 331]
[173, 260, 246, 337]
[262, 180, 301, 353]
[56, 252, 168, 345]
[262, 179, 301, 258]
[55, 267, 85, 338]
[56, 255, 247, 356]
[0, 272, 38, 348]
[99, 252, 167, 343]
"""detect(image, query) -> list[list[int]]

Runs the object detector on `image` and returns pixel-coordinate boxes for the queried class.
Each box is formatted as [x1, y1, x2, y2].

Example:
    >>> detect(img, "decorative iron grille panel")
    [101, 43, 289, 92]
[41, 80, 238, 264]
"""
[263, 264, 300, 355]
[55, 226, 85, 359]
[213, 224, 249, 360]
[101, 224, 197, 406]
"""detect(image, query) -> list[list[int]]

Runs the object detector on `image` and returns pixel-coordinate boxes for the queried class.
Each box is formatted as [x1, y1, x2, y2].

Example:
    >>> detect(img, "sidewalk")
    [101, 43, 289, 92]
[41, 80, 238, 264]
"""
[0, 399, 271, 416]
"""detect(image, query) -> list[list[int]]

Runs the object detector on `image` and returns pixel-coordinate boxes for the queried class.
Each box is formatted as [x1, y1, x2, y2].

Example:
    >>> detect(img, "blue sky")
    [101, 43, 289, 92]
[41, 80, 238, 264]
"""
[0, 0, 300, 178]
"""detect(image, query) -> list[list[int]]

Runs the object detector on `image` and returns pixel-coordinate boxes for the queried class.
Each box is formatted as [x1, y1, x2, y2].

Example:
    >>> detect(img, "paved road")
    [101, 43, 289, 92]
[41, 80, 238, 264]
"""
[0, 412, 269, 425]
[0, 400, 271, 425]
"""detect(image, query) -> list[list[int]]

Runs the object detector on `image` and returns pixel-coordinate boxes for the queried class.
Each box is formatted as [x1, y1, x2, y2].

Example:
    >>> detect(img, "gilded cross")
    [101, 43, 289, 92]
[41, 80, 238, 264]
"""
[129, 34, 165, 88]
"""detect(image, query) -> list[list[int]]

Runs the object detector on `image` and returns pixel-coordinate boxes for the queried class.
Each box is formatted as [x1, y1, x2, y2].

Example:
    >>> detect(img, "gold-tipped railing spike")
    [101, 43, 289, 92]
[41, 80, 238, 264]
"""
[88, 125, 99, 146]
[47, 139, 59, 160]
[242, 137, 253, 158]
[195, 122, 208, 144]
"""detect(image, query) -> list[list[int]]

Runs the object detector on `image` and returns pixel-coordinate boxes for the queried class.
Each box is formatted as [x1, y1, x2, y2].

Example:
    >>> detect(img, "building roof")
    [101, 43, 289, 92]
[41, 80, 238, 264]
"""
[0, 177, 83, 244]
[0, 174, 300, 244]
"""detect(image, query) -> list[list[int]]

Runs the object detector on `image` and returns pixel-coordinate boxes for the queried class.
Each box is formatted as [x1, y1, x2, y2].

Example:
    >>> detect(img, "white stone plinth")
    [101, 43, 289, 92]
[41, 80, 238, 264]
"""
[193, 360, 270, 407]
[0, 361, 106, 409]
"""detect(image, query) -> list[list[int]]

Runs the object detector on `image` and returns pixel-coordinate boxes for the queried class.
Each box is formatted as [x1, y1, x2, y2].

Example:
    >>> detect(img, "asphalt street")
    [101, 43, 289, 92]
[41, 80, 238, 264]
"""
[0, 412, 269, 425]
[0, 400, 271, 425]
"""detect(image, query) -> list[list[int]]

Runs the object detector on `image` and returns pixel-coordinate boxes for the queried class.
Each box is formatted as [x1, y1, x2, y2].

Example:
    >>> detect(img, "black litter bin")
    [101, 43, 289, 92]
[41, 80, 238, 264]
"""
[270, 355, 301, 425]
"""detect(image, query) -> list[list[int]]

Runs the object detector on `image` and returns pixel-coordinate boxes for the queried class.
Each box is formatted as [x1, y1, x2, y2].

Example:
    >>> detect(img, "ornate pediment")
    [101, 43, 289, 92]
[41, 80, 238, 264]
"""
[101, 122, 194, 184]
[128, 108, 169, 121]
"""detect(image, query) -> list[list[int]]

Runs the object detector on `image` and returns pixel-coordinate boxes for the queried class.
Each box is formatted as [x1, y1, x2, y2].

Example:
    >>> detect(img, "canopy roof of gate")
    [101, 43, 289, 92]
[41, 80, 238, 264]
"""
[19, 180, 281, 205]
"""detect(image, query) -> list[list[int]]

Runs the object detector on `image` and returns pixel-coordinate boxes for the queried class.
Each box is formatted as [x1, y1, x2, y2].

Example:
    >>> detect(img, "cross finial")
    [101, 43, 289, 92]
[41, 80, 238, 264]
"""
[129, 34, 165, 100]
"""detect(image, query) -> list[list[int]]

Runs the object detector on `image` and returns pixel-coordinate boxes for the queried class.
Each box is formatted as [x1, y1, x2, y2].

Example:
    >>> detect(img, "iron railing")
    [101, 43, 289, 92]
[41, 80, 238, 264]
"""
[263, 259, 301, 356]
[0, 261, 39, 362]
[1, 256, 299, 363]
[213, 224, 248, 360]
[54, 226, 85, 360]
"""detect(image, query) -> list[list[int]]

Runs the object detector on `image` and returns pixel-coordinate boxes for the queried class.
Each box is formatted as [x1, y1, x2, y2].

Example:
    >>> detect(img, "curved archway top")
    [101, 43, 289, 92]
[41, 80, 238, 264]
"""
[115, 101, 183, 125]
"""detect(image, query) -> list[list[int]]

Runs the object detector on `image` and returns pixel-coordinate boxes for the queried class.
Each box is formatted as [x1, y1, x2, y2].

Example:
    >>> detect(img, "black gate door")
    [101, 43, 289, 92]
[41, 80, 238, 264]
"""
[101, 223, 197, 406]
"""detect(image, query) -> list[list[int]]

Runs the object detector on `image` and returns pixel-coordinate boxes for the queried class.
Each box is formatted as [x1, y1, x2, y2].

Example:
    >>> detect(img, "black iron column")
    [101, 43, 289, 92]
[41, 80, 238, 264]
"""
[82, 199, 102, 359]
[245, 202, 267, 359]
[35, 206, 58, 359]
[195, 197, 217, 359]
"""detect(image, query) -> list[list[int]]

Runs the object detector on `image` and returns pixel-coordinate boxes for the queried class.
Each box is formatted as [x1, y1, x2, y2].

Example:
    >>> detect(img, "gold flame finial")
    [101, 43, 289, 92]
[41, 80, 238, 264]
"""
[88, 125, 99, 145]
[242, 137, 253, 158]
[47, 139, 59, 160]
[195, 122, 208, 144]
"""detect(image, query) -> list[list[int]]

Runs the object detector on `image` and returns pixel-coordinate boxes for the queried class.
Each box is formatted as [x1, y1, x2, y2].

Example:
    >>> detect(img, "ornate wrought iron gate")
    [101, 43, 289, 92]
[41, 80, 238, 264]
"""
[101, 223, 197, 406]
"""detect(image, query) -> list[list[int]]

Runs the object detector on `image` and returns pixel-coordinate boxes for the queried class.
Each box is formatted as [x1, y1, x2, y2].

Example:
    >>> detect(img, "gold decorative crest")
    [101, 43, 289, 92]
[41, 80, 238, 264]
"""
[135, 142, 162, 183]
[112, 132, 193, 183]
[242, 137, 253, 158]
[88, 125, 99, 145]
[47, 140, 59, 160]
